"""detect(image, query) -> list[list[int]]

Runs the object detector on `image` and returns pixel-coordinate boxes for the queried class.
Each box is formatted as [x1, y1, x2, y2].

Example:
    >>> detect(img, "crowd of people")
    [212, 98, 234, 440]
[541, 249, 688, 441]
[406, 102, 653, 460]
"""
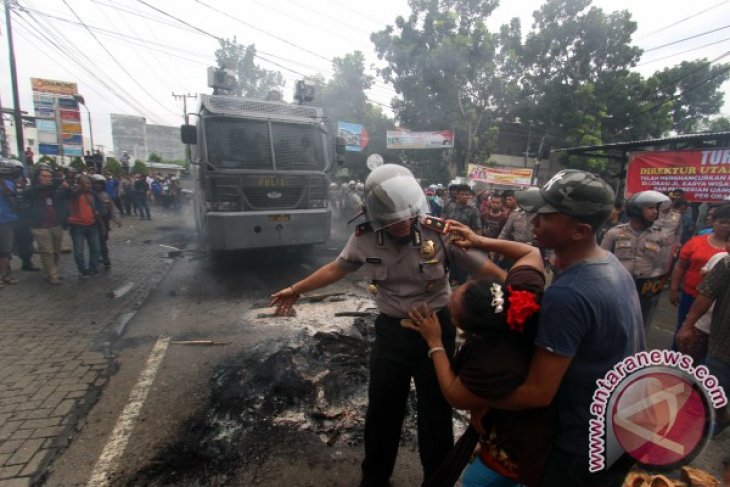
[275, 165, 730, 487]
[0, 157, 183, 287]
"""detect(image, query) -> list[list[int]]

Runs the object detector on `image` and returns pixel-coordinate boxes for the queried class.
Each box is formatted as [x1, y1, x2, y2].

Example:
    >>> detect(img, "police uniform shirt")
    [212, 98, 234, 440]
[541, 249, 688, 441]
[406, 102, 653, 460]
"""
[498, 209, 535, 244]
[600, 223, 671, 278]
[657, 210, 682, 245]
[336, 218, 490, 318]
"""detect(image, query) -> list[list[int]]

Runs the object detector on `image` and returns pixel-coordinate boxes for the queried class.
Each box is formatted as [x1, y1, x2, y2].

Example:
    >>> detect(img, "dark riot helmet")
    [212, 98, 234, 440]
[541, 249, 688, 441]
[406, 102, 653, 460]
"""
[363, 164, 429, 230]
[0, 157, 24, 179]
[625, 190, 671, 226]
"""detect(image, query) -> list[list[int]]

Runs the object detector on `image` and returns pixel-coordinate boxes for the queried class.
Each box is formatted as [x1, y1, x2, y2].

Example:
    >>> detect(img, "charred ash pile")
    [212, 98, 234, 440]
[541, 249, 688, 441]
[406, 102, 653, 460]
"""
[128, 312, 422, 486]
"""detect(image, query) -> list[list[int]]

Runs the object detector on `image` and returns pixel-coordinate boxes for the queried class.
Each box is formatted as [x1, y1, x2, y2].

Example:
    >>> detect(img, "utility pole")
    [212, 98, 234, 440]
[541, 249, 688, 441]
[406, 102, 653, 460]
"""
[523, 123, 532, 168]
[172, 92, 196, 162]
[172, 92, 197, 124]
[0, 94, 9, 157]
[4, 0, 26, 169]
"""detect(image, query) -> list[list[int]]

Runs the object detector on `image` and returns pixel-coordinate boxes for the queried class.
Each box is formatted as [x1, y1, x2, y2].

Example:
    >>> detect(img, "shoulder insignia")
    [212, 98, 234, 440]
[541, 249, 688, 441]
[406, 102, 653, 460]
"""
[355, 222, 373, 236]
[421, 216, 450, 235]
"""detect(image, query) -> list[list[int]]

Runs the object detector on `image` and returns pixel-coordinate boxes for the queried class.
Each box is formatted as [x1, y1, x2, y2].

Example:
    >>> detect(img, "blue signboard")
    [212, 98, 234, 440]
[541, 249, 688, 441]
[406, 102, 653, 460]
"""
[62, 134, 83, 145]
[39, 144, 59, 155]
[337, 121, 369, 152]
[63, 145, 83, 157]
[57, 97, 79, 109]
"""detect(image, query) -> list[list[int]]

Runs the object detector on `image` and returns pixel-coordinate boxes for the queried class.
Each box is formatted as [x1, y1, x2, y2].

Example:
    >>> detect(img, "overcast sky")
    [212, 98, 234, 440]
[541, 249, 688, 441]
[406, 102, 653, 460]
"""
[1, 0, 729, 155]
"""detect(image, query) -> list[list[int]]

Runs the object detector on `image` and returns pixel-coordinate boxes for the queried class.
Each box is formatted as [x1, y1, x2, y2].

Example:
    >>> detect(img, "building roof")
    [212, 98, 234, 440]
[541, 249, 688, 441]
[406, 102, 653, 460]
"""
[553, 131, 730, 155]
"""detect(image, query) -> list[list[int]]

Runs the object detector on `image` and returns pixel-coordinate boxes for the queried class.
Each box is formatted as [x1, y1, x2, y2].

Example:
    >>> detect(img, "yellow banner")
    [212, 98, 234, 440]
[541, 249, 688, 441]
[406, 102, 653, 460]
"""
[467, 164, 533, 187]
[31, 77, 78, 96]
[61, 122, 82, 134]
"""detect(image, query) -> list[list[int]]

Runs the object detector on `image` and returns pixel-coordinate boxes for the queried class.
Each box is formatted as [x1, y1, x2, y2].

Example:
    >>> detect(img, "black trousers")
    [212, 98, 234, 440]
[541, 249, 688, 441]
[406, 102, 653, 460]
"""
[361, 308, 456, 487]
[13, 219, 34, 264]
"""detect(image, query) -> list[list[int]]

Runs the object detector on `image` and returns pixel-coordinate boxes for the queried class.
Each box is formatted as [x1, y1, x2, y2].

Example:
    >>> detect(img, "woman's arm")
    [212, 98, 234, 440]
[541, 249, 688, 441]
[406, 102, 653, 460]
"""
[669, 258, 689, 306]
[448, 220, 543, 272]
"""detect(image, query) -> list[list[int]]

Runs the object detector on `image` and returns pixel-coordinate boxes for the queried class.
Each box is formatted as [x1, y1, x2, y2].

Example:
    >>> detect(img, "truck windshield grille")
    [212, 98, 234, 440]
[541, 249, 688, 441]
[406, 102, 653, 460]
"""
[205, 118, 324, 171]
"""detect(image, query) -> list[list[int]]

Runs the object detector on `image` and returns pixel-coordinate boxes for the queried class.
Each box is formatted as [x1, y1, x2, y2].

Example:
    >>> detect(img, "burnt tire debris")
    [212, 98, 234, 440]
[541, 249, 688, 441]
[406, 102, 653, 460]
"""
[126, 317, 421, 486]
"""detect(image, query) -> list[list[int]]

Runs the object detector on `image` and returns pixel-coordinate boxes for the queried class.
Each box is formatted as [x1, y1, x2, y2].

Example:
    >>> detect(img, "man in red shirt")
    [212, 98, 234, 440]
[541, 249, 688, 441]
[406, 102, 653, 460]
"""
[67, 175, 102, 278]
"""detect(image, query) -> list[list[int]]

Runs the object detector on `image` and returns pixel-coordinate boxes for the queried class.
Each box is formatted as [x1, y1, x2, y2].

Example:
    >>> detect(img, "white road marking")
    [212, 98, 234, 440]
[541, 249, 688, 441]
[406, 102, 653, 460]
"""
[86, 336, 171, 487]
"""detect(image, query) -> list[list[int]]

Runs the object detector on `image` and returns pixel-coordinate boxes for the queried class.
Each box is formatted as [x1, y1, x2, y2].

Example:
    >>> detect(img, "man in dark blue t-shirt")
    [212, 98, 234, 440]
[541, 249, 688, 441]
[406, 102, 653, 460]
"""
[483, 170, 645, 486]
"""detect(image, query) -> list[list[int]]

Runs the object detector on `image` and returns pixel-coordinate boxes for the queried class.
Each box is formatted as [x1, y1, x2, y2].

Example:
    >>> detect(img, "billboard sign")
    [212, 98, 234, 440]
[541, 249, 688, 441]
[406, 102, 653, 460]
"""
[33, 93, 55, 106]
[62, 134, 83, 145]
[386, 129, 454, 149]
[627, 149, 730, 202]
[61, 122, 82, 134]
[36, 119, 57, 132]
[337, 122, 369, 152]
[35, 107, 55, 119]
[467, 164, 533, 187]
[31, 77, 78, 96]
[59, 110, 81, 122]
[39, 144, 59, 155]
[57, 97, 79, 109]
[38, 132, 58, 144]
[63, 145, 83, 157]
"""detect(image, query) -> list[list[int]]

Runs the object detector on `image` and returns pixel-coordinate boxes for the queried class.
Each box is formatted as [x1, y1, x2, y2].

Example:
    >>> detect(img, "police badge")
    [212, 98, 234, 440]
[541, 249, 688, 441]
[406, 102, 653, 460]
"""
[421, 240, 436, 259]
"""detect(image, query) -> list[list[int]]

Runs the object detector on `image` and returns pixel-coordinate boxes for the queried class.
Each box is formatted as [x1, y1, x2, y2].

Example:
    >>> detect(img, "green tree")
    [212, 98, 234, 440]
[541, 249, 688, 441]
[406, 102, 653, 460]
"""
[215, 37, 285, 98]
[704, 116, 730, 132]
[648, 60, 730, 134]
[69, 157, 85, 172]
[132, 160, 148, 176]
[372, 0, 504, 176]
[105, 157, 121, 176]
[148, 153, 162, 163]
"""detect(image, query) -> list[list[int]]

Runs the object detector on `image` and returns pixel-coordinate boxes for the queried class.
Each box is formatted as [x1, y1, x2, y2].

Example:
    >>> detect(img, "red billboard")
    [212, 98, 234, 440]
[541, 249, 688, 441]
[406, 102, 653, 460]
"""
[626, 149, 730, 202]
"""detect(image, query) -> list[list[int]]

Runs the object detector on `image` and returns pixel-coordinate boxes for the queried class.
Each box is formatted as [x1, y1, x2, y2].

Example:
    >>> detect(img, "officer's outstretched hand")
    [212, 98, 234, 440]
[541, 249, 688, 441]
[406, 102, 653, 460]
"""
[405, 302, 442, 347]
[269, 287, 300, 316]
[447, 220, 479, 249]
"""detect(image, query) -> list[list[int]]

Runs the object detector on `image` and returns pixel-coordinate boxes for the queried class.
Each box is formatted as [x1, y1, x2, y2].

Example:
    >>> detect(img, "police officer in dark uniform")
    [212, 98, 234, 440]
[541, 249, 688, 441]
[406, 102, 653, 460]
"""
[270, 164, 504, 487]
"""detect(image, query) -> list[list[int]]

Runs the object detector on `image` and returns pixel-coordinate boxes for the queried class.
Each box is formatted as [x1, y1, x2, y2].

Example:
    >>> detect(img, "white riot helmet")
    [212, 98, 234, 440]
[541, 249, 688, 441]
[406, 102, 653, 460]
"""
[91, 174, 106, 184]
[625, 190, 671, 225]
[363, 164, 429, 230]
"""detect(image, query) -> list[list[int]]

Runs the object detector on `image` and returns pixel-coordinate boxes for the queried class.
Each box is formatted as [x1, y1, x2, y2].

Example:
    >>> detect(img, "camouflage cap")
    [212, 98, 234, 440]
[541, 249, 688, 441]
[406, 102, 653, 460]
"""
[516, 169, 615, 218]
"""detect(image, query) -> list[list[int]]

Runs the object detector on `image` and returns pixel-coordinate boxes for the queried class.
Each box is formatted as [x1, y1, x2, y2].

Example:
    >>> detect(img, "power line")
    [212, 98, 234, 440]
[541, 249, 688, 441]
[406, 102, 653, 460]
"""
[649, 50, 730, 101]
[636, 36, 730, 66]
[644, 23, 730, 52]
[10, 20, 134, 117]
[637, 0, 730, 41]
[192, 0, 331, 63]
[133, 0, 395, 110]
[61, 0, 179, 119]
[14, 3, 159, 121]
[91, 0, 188, 93]
[244, 0, 371, 50]
[634, 62, 730, 117]
[325, 0, 392, 27]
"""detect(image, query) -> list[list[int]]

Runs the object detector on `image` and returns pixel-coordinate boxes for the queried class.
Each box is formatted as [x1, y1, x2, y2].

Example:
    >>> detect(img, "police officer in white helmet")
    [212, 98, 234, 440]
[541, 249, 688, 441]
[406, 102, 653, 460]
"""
[271, 164, 504, 486]
[601, 190, 673, 331]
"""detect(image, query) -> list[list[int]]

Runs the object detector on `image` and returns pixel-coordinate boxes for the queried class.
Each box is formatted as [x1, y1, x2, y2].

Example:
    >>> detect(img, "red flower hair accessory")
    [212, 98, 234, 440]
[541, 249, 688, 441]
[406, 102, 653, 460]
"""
[505, 285, 540, 333]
